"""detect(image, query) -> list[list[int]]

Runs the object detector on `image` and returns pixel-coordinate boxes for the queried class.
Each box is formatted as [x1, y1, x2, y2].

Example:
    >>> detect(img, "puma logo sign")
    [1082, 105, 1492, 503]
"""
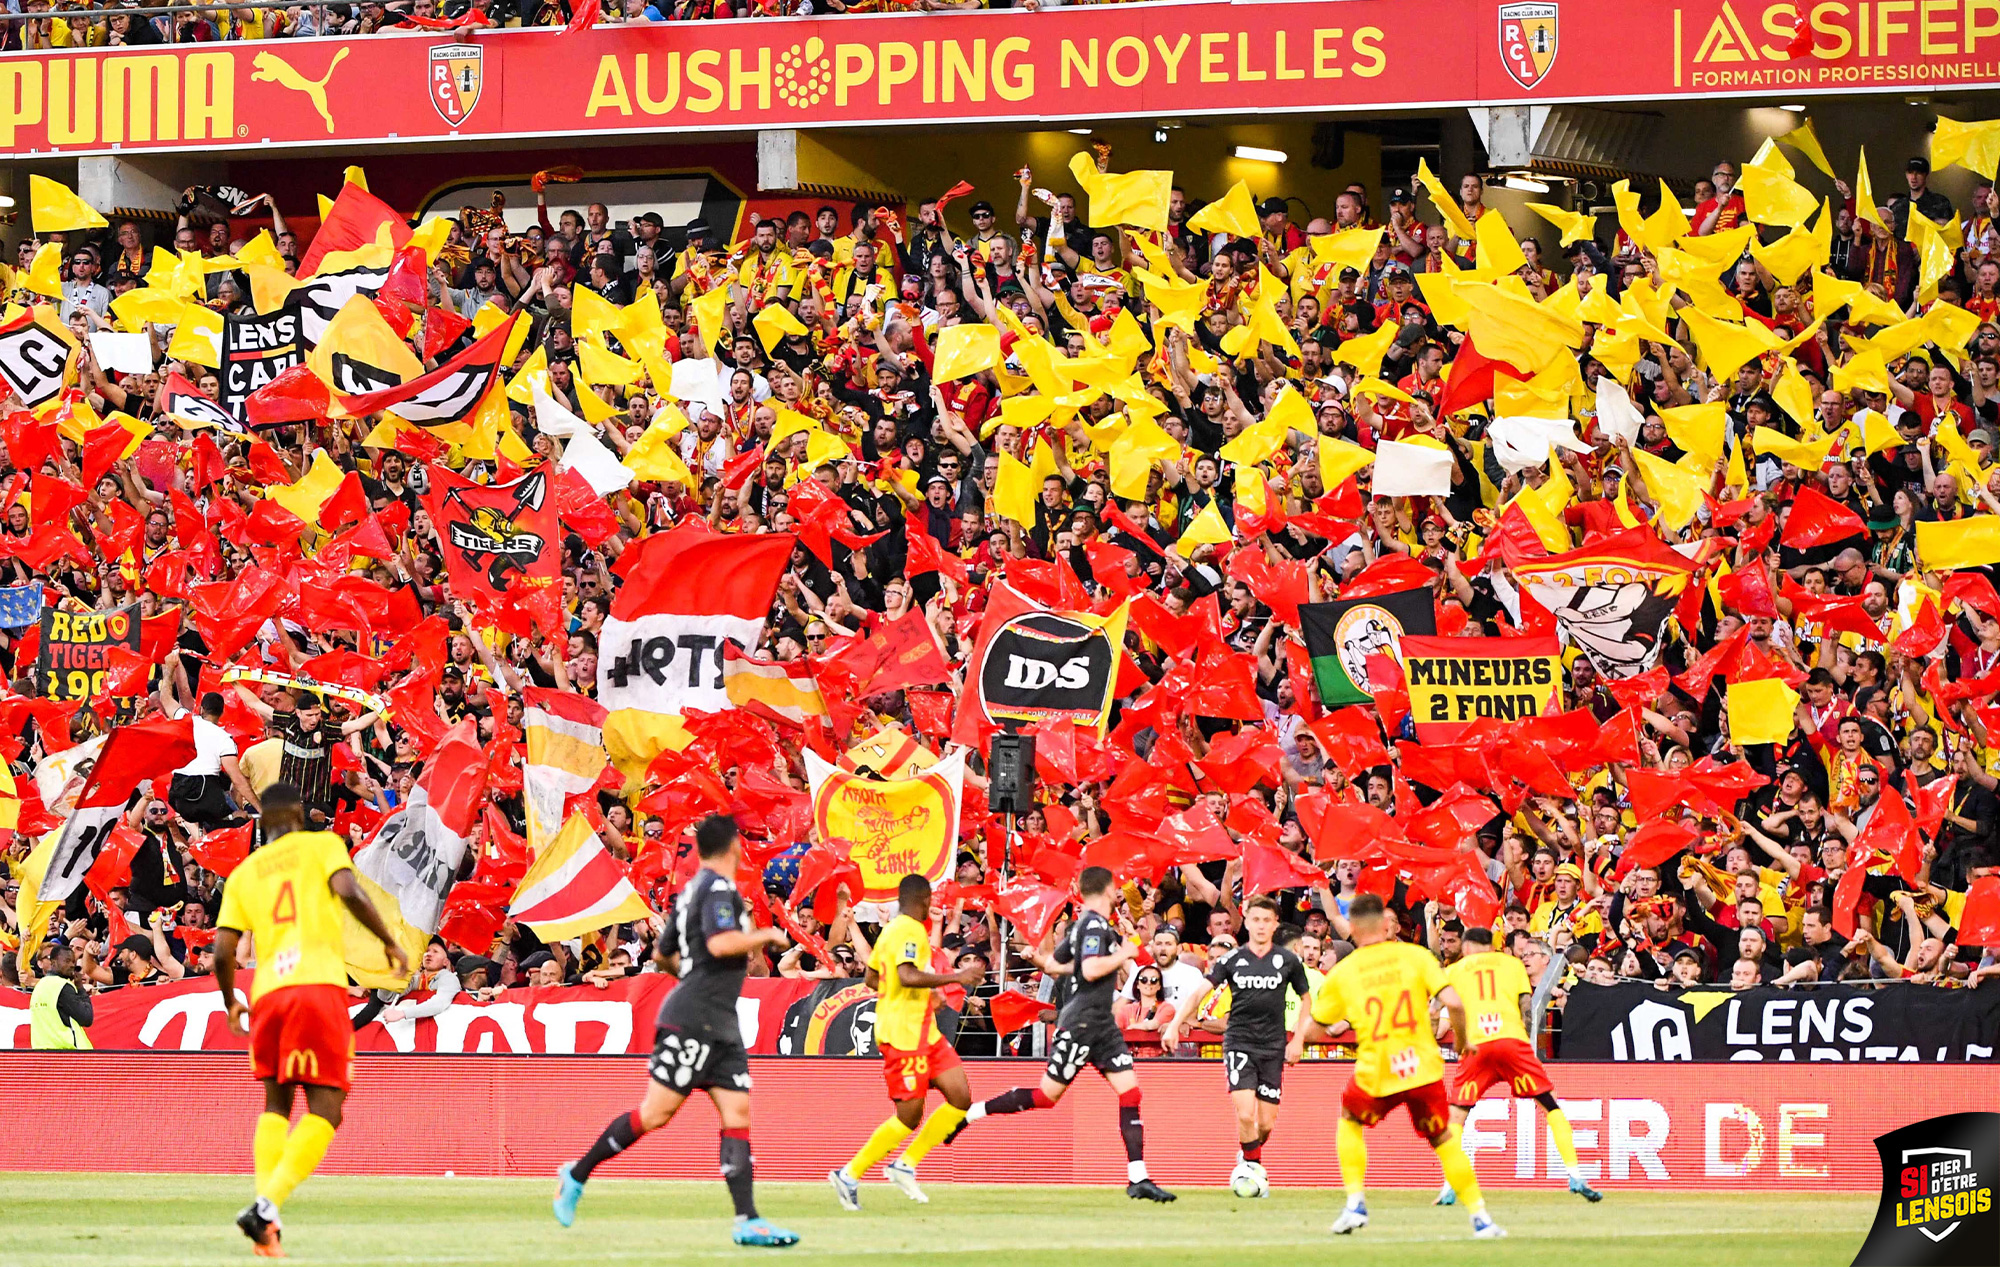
[251, 49, 348, 133]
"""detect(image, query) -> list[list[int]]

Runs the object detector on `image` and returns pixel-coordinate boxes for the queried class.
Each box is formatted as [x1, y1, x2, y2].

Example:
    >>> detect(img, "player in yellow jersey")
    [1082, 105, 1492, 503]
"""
[214, 783, 409, 1257]
[1437, 928, 1603, 1204]
[1297, 894, 1505, 1239]
[828, 874, 984, 1210]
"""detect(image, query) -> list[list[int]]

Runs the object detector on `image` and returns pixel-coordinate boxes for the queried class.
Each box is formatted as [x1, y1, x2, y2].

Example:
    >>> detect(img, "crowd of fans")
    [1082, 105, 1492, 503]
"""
[2, 129, 1999, 1061]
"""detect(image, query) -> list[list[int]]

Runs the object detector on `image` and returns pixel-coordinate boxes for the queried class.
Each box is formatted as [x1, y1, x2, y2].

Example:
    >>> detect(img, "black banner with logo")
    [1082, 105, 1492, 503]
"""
[1561, 982, 2000, 1063]
[772, 977, 959, 1057]
[1854, 1112, 2000, 1266]
[219, 302, 304, 417]
[955, 583, 1125, 744]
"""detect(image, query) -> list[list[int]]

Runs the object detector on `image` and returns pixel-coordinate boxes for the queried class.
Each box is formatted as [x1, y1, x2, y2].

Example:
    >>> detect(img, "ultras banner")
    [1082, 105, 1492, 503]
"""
[1561, 982, 2000, 1062]
[4, 0, 2000, 157]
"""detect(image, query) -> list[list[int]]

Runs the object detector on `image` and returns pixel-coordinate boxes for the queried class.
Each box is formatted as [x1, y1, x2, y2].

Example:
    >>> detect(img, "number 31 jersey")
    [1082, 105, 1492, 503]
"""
[1309, 940, 1449, 1096]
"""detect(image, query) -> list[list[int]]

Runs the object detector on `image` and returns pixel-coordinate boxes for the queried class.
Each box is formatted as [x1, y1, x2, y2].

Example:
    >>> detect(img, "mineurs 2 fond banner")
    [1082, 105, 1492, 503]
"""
[1401, 634, 1562, 743]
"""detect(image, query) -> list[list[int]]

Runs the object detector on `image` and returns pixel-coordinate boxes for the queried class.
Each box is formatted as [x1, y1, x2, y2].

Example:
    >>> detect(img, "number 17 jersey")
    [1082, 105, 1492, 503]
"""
[1309, 939, 1448, 1096]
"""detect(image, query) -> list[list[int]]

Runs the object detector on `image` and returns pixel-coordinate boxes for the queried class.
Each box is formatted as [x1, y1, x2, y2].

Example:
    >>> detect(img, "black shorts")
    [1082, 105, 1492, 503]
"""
[1224, 1046, 1285, 1104]
[168, 773, 234, 828]
[648, 1023, 751, 1094]
[1044, 1020, 1132, 1085]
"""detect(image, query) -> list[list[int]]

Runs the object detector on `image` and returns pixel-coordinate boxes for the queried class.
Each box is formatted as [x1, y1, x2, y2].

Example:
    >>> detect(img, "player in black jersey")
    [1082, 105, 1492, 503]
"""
[552, 815, 799, 1248]
[1160, 896, 1312, 1193]
[957, 866, 1176, 1202]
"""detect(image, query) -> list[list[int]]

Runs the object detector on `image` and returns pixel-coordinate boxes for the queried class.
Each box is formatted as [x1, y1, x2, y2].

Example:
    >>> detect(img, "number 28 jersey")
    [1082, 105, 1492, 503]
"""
[1309, 940, 1449, 1096]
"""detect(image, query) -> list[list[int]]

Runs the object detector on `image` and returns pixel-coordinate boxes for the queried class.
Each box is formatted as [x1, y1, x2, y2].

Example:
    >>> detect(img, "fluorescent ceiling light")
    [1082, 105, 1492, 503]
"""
[1779, 103, 1806, 112]
[1501, 174, 1550, 193]
[1233, 145, 1288, 164]
[1067, 127, 1093, 135]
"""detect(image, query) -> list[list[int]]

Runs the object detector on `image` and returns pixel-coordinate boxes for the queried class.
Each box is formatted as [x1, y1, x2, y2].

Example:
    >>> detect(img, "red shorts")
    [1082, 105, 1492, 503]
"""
[1342, 1077, 1451, 1141]
[249, 984, 354, 1091]
[1451, 1037, 1554, 1105]
[880, 1033, 962, 1102]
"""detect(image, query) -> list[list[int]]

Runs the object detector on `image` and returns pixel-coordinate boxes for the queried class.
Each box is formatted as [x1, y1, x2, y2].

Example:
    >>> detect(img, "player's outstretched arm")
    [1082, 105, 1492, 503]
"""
[1437, 984, 1470, 1057]
[709, 925, 788, 960]
[896, 961, 979, 991]
[330, 868, 410, 978]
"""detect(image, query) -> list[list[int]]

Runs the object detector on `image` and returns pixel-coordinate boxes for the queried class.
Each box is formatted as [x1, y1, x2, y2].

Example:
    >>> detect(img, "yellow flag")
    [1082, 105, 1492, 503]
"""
[506, 346, 549, 405]
[1750, 202, 1831, 285]
[21, 243, 63, 298]
[308, 294, 422, 400]
[1456, 280, 1585, 373]
[1908, 210, 1961, 303]
[1933, 116, 2000, 179]
[1918, 516, 2000, 570]
[1417, 270, 1471, 329]
[165, 303, 223, 367]
[1778, 117, 1837, 178]
[1677, 226, 1756, 272]
[1509, 480, 1574, 552]
[1109, 416, 1180, 500]
[624, 412, 695, 486]
[991, 394, 1055, 438]
[1524, 202, 1598, 246]
[1738, 138, 1817, 229]
[1772, 358, 1816, 428]
[619, 293, 668, 362]
[109, 285, 183, 332]
[1069, 153, 1171, 232]
[1218, 412, 1291, 466]
[1855, 145, 1887, 230]
[1680, 306, 1781, 379]
[934, 323, 1002, 382]
[1831, 347, 1892, 394]
[267, 450, 346, 524]
[1846, 408, 1901, 454]
[1319, 435, 1375, 487]
[571, 285, 624, 343]
[1326, 319, 1398, 377]
[575, 338, 641, 387]
[747, 303, 808, 356]
[1727, 678, 1800, 746]
[1633, 449, 1705, 529]
[235, 230, 285, 271]
[1106, 307, 1152, 361]
[28, 174, 107, 233]
[1174, 499, 1233, 556]
[1658, 401, 1729, 470]
[1753, 426, 1836, 470]
[1473, 210, 1528, 280]
[1310, 226, 1386, 276]
[689, 285, 732, 350]
[1188, 180, 1258, 237]
[993, 449, 1039, 526]
[1416, 158, 1478, 240]
[1137, 268, 1209, 334]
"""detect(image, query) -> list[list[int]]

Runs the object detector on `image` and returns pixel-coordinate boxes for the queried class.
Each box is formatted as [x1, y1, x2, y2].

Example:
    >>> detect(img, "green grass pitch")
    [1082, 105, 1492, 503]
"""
[0, 1175, 1873, 1266]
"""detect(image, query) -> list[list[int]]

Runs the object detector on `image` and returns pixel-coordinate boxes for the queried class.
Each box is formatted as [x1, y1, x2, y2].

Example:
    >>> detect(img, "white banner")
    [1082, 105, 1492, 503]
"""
[596, 613, 764, 718]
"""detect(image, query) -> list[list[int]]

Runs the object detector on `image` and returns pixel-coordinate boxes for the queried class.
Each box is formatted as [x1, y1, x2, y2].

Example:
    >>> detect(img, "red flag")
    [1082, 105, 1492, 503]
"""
[243, 364, 332, 428]
[1914, 775, 1959, 836]
[1308, 708, 1390, 776]
[564, 0, 600, 32]
[1781, 486, 1867, 548]
[904, 528, 969, 582]
[990, 875, 1070, 944]
[988, 989, 1048, 1036]
[1614, 820, 1698, 876]
[1854, 785, 1924, 885]
[1195, 727, 1282, 794]
[820, 609, 951, 700]
[1831, 863, 1868, 938]
[1957, 876, 2000, 947]
[1241, 841, 1326, 895]
[1435, 337, 1528, 419]
[82, 420, 133, 488]
[1717, 564, 1778, 619]
[1890, 600, 1945, 659]
[298, 182, 414, 277]
[188, 821, 254, 879]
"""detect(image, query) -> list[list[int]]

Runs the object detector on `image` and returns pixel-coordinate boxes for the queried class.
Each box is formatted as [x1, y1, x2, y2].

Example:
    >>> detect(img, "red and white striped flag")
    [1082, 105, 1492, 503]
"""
[521, 687, 608, 854]
[722, 641, 828, 728]
[508, 812, 651, 940]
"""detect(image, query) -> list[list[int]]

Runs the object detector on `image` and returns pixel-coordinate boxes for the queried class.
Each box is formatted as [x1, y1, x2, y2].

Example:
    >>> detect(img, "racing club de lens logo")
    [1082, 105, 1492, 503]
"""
[430, 43, 484, 128]
[1854, 1112, 1999, 1267]
[1497, 1, 1559, 89]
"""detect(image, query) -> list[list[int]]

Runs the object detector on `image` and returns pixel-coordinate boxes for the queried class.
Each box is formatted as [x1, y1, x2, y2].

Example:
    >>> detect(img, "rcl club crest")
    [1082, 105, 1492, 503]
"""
[429, 43, 483, 127]
[1497, 2, 1559, 89]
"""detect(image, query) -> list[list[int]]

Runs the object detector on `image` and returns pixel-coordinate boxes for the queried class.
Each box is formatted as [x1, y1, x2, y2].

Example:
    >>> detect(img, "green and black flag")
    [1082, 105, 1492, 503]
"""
[1300, 587, 1435, 706]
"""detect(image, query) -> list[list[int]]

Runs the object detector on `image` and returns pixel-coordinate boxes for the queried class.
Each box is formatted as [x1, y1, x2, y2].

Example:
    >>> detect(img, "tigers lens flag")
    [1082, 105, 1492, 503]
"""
[597, 531, 796, 776]
[1401, 634, 1562, 743]
[422, 467, 558, 608]
[1300, 588, 1435, 707]
[952, 583, 1129, 745]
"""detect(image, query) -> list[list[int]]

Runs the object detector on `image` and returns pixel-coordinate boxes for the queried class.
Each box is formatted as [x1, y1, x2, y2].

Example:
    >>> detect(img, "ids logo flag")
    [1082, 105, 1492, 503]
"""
[430, 43, 483, 127]
[955, 583, 1127, 742]
[1498, 1, 1559, 88]
[1853, 1112, 1999, 1266]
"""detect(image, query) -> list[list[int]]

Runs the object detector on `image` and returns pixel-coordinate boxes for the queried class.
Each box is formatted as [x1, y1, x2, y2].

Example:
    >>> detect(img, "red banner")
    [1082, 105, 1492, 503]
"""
[3, 1, 1998, 158]
[0, 975, 826, 1055]
[0, 1050, 1975, 1194]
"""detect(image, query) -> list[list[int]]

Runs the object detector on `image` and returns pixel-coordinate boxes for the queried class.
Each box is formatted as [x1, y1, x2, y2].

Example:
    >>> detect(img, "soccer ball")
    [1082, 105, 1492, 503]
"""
[1229, 1162, 1269, 1199]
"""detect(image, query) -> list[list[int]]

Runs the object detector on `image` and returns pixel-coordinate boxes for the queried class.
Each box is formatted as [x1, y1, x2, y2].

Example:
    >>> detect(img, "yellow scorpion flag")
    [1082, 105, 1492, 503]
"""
[804, 749, 964, 903]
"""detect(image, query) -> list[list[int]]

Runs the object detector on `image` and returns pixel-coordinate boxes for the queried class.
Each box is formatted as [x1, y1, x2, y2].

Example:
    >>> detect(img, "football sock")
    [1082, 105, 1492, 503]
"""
[261, 1113, 335, 1209]
[1546, 1107, 1581, 1173]
[980, 1086, 1054, 1116]
[574, 1110, 650, 1183]
[1433, 1127, 1485, 1210]
[720, 1129, 757, 1220]
[843, 1117, 914, 1180]
[1240, 1139, 1263, 1163]
[1117, 1088, 1145, 1166]
[1335, 1117, 1369, 1201]
[901, 1105, 967, 1168]
[253, 1113, 289, 1193]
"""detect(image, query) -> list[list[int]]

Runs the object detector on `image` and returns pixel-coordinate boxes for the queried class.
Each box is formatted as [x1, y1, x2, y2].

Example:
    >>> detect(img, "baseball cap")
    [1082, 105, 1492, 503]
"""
[684, 217, 711, 239]
[1388, 187, 1415, 203]
[1385, 263, 1413, 280]
[1908, 156, 1932, 173]
[1554, 862, 1584, 881]
[970, 200, 996, 216]
[1972, 428, 1998, 448]
[635, 211, 665, 229]
[925, 474, 951, 489]
[1673, 947, 1704, 964]
[1256, 197, 1288, 217]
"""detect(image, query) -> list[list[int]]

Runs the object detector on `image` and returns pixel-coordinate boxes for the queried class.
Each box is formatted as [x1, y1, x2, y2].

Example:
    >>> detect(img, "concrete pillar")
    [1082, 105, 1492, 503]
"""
[1467, 105, 1550, 170]
[756, 130, 799, 193]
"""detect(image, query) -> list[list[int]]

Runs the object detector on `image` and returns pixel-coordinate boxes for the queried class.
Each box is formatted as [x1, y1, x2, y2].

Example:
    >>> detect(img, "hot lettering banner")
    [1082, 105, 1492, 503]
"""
[1562, 982, 2000, 1062]
[35, 603, 139, 704]
[804, 748, 964, 902]
[4, 2, 2000, 157]
[1401, 633, 1561, 743]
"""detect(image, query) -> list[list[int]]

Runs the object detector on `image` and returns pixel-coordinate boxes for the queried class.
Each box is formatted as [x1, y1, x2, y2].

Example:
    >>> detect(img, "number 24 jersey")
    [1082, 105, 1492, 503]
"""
[1309, 940, 1448, 1096]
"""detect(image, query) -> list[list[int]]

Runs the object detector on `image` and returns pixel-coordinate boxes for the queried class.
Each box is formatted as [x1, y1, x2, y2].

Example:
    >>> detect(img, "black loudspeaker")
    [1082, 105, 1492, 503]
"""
[987, 733, 1037, 815]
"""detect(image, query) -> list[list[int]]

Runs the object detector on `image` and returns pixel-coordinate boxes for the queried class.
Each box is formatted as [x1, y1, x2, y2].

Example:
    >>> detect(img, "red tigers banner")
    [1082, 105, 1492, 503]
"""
[421, 468, 559, 609]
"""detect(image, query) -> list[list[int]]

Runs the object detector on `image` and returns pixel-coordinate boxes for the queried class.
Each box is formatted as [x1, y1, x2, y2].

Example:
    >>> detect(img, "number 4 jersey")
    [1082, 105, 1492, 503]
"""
[216, 830, 356, 1005]
[1309, 939, 1450, 1096]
